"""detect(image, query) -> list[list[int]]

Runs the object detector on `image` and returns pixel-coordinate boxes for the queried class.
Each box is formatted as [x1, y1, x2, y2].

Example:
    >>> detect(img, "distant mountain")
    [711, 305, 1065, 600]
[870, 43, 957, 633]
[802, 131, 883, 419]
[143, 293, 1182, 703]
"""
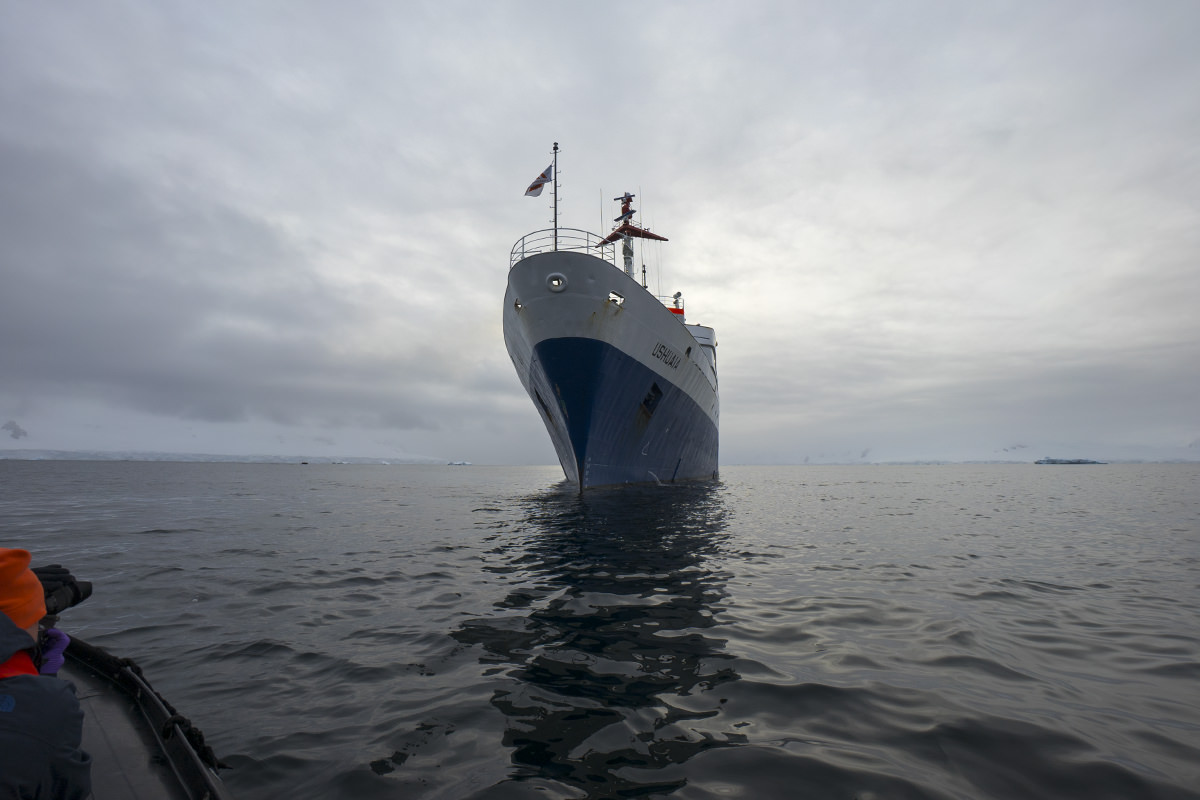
[0, 449, 444, 465]
[998, 442, 1200, 464]
[789, 440, 1200, 466]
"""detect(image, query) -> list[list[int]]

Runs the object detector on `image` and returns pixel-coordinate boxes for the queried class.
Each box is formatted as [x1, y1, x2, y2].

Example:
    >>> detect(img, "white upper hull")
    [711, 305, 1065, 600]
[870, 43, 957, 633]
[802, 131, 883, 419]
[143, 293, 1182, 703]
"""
[504, 247, 718, 488]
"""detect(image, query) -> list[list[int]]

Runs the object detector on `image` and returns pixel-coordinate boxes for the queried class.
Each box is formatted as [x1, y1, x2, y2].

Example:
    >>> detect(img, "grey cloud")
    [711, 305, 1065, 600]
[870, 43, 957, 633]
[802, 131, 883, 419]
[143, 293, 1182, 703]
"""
[0, 138, 466, 435]
[2, 421, 29, 440]
[2, 1, 1198, 464]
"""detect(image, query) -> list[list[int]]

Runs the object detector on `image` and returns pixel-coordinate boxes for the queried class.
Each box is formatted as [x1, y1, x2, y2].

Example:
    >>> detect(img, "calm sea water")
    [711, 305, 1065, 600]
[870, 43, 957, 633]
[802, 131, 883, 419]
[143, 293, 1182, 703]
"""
[2, 460, 1198, 799]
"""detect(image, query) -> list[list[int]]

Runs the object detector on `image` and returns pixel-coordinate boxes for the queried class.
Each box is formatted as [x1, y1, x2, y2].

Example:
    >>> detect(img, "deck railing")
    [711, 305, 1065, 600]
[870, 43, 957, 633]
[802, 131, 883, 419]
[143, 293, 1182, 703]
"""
[509, 228, 618, 269]
[658, 298, 685, 316]
[510, 228, 688, 316]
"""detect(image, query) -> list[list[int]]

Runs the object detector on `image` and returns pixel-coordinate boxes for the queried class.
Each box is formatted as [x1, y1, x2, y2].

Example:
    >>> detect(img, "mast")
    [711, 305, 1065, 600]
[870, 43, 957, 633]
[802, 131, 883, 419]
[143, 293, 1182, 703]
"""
[596, 192, 668, 274]
[552, 142, 559, 251]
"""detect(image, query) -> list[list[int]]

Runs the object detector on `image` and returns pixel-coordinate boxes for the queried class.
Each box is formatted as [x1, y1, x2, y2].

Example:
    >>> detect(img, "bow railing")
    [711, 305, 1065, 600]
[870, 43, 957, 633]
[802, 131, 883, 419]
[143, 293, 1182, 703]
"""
[509, 228, 618, 269]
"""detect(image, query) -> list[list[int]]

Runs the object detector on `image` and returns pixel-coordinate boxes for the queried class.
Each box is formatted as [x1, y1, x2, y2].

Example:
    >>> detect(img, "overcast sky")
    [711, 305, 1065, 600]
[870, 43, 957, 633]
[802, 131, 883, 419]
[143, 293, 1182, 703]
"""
[2, 1, 1198, 465]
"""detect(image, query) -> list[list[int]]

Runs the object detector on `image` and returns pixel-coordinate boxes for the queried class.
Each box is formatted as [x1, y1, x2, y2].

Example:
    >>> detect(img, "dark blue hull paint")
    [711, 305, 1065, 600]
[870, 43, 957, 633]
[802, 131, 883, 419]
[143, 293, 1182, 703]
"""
[529, 337, 718, 489]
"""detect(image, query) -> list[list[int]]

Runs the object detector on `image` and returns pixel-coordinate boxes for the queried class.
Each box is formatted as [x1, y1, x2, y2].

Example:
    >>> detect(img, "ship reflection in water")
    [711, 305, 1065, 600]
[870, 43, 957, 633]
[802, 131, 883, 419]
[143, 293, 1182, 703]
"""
[454, 481, 739, 797]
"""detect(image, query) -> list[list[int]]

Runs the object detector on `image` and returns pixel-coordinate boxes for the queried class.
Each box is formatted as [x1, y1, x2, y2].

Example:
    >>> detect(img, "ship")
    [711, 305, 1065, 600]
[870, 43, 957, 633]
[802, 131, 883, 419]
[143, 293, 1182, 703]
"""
[503, 146, 718, 490]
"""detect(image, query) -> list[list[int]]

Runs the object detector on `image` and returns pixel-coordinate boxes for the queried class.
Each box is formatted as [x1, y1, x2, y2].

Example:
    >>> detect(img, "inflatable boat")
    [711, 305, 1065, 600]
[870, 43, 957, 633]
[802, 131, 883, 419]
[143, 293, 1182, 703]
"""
[61, 637, 233, 800]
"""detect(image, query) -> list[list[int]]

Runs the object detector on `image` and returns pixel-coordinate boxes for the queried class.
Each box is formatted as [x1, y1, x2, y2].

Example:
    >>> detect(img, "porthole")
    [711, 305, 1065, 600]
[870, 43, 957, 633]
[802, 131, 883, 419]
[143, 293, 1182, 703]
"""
[547, 273, 568, 292]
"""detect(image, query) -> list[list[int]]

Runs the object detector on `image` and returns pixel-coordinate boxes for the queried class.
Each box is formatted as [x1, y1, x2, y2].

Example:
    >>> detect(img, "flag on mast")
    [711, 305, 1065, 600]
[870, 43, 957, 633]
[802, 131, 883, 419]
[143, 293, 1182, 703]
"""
[525, 164, 553, 197]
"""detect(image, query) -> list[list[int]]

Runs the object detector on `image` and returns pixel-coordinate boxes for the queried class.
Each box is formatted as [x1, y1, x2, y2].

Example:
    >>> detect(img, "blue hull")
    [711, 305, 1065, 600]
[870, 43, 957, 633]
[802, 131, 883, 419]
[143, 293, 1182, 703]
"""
[529, 337, 719, 489]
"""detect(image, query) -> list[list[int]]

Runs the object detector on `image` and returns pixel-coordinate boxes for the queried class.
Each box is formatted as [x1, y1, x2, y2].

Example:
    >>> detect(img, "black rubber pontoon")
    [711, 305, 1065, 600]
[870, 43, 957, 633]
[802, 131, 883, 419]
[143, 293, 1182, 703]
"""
[60, 637, 233, 800]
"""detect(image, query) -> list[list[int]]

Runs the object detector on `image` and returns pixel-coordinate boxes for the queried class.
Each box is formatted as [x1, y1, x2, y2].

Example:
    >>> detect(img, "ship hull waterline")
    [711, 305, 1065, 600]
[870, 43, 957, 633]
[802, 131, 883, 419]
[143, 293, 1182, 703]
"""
[504, 250, 718, 490]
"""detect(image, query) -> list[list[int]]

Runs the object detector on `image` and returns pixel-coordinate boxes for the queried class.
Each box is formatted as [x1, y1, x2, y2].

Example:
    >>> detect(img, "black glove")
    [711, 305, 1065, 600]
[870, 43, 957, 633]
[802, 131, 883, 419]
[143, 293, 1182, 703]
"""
[32, 564, 93, 615]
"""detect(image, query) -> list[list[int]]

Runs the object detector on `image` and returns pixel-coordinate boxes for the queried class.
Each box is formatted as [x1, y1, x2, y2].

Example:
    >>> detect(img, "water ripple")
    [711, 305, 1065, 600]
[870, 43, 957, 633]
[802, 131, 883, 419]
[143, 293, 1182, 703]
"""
[3, 461, 1198, 799]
